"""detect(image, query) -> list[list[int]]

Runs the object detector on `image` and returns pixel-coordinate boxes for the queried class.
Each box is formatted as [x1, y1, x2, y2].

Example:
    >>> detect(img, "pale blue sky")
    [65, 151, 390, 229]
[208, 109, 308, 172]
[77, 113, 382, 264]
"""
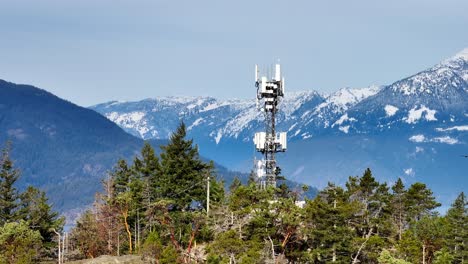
[0, 0, 467, 106]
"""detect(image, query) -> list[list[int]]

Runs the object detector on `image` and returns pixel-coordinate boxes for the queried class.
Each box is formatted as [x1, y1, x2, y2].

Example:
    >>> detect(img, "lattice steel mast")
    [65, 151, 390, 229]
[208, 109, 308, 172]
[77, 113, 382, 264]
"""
[254, 64, 287, 188]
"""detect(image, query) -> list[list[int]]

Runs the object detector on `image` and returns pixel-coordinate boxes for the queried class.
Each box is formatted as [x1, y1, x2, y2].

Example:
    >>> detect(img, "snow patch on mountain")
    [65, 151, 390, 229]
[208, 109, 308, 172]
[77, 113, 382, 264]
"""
[293, 129, 301, 137]
[329, 86, 380, 107]
[107, 111, 145, 123]
[222, 106, 259, 137]
[187, 98, 206, 109]
[214, 130, 222, 144]
[405, 105, 437, 124]
[432, 136, 459, 145]
[339, 125, 350, 134]
[105, 111, 154, 138]
[445, 48, 468, 63]
[332, 113, 356, 127]
[281, 91, 321, 115]
[409, 134, 459, 145]
[409, 134, 426, 143]
[188, 118, 204, 130]
[384, 105, 399, 117]
[288, 123, 298, 132]
[314, 86, 381, 114]
[436, 125, 468, 132]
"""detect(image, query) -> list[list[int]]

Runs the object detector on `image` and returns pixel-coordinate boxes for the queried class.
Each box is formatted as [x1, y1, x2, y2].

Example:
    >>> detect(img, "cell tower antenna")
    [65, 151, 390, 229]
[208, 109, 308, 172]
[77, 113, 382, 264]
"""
[253, 63, 287, 188]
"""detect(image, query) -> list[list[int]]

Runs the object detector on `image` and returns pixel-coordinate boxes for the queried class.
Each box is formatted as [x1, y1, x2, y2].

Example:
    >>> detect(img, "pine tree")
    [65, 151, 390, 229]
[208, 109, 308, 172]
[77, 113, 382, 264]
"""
[413, 215, 448, 264]
[18, 186, 65, 246]
[433, 248, 455, 264]
[159, 122, 213, 209]
[405, 182, 440, 222]
[0, 142, 20, 225]
[445, 192, 467, 263]
[112, 159, 131, 195]
[0, 220, 42, 263]
[109, 159, 139, 254]
[247, 170, 257, 185]
[133, 142, 161, 203]
[378, 249, 411, 264]
[347, 169, 393, 263]
[229, 177, 242, 193]
[305, 183, 355, 263]
[391, 178, 406, 241]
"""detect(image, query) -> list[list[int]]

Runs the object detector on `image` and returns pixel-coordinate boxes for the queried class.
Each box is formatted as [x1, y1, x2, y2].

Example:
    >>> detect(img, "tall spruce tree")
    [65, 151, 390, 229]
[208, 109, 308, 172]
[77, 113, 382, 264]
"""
[109, 159, 139, 254]
[445, 192, 467, 263]
[405, 182, 440, 222]
[391, 178, 406, 241]
[133, 142, 161, 204]
[159, 122, 213, 209]
[18, 186, 65, 245]
[0, 142, 20, 225]
[112, 159, 131, 195]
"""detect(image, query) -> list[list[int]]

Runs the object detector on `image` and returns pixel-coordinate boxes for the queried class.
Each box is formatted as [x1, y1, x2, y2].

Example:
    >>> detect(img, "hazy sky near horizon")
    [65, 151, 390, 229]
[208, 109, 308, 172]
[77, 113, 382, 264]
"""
[0, 0, 467, 106]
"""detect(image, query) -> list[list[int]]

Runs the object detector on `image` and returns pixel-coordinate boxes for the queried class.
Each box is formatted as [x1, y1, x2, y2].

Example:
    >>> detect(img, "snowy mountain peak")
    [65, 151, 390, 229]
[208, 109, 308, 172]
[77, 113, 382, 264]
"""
[313, 85, 381, 114]
[388, 48, 468, 96]
[331, 85, 381, 106]
[449, 47, 468, 62]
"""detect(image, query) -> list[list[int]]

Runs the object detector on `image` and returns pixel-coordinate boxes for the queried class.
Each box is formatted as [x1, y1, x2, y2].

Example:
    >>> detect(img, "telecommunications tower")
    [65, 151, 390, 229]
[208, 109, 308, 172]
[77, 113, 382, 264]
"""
[253, 64, 287, 188]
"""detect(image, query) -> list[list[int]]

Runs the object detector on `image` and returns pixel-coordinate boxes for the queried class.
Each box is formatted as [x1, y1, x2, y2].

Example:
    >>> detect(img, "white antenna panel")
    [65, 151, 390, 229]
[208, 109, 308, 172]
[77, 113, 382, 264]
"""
[275, 132, 287, 150]
[274, 64, 281, 81]
[254, 132, 266, 150]
[261, 77, 268, 93]
[256, 160, 265, 178]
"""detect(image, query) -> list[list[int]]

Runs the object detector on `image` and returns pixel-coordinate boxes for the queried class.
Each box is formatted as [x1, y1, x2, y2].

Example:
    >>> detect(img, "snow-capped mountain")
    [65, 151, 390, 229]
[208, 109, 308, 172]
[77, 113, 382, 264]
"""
[91, 90, 328, 143]
[91, 86, 386, 143]
[338, 48, 467, 137]
[92, 49, 467, 142]
[91, 48, 467, 148]
[91, 48, 468, 210]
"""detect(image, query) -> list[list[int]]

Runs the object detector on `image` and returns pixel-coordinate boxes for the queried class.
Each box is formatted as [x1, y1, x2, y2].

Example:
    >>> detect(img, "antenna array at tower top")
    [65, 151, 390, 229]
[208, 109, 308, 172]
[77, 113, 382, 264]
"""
[253, 63, 287, 188]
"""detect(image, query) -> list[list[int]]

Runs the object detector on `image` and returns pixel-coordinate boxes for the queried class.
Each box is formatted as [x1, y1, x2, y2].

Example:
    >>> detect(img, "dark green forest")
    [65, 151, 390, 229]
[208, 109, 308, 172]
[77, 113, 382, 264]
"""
[0, 142, 65, 263]
[0, 124, 466, 263]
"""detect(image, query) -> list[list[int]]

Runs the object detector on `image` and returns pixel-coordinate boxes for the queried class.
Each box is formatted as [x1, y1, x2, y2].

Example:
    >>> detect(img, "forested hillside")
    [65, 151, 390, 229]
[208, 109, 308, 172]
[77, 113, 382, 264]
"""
[0, 143, 64, 262]
[0, 79, 144, 212]
[64, 124, 466, 264]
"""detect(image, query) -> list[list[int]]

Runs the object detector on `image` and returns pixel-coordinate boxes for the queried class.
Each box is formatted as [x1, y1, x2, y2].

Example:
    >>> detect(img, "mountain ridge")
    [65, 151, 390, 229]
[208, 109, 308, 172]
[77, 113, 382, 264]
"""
[90, 48, 468, 211]
[91, 48, 467, 141]
[0, 79, 317, 218]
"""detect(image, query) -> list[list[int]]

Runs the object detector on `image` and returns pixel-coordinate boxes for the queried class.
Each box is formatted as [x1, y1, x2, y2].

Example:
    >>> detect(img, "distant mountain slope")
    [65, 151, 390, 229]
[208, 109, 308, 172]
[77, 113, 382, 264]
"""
[0, 81, 317, 217]
[0, 79, 145, 212]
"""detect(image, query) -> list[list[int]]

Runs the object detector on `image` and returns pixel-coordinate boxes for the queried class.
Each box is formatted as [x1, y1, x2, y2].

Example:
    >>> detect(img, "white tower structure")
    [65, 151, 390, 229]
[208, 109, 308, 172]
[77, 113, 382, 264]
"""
[253, 64, 287, 188]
